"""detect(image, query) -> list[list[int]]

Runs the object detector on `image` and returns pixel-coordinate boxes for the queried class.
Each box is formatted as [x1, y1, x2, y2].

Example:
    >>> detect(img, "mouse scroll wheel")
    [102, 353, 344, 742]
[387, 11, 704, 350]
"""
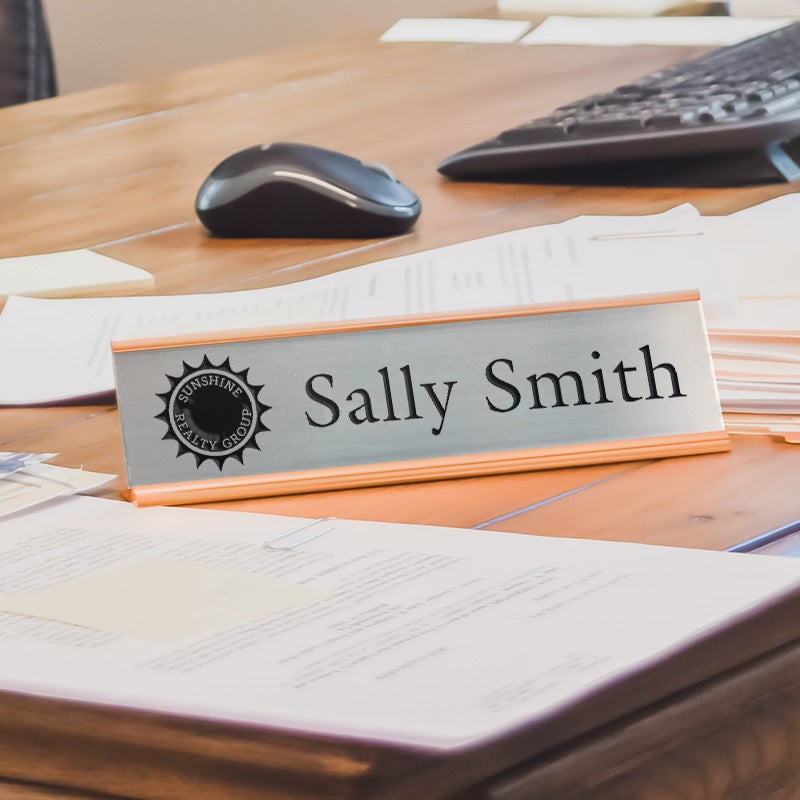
[361, 161, 398, 182]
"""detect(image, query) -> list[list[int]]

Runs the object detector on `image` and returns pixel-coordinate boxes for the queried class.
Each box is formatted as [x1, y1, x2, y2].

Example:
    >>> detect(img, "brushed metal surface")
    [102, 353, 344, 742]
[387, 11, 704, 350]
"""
[113, 300, 723, 488]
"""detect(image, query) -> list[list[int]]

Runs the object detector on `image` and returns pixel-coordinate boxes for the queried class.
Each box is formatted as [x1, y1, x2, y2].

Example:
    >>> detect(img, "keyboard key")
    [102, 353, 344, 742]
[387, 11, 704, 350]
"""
[697, 106, 730, 123]
[751, 93, 800, 116]
[769, 67, 800, 83]
[497, 122, 574, 144]
[572, 117, 650, 135]
[648, 110, 698, 128]
[747, 88, 775, 103]
[723, 98, 751, 113]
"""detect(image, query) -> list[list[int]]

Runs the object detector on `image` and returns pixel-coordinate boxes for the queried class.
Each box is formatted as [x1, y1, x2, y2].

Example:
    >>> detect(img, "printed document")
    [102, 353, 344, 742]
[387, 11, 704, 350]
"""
[0, 206, 731, 404]
[1, 495, 799, 750]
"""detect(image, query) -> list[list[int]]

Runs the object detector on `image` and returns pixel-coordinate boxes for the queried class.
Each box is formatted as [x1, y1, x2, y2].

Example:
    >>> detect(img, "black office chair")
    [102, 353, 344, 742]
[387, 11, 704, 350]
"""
[0, 0, 57, 108]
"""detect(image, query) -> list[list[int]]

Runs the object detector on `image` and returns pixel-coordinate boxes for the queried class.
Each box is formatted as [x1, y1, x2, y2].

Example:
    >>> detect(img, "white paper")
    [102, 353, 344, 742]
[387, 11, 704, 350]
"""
[0, 557, 325, 642]
[0, 250, 154, 299]
[0, 206, 733, 405]
[498, 0, 685, 14]
[723, 413, 800, 443]
[521, 16, 792, 46]
[380, 18, 531, 43]
[723, 298, 800, 331]
[710, 334, 800, 366]
[726, 192, 800, 219]
[714, 355, 800, 378]
[696, 194, 800, 417]
[701, 216, 800, 298]
[1, 495, 799, 750]
[718, 385, 800, 413]
[729, 0, 800, 17]
[704, 194, 800, 306]
[0, 461, 115, 518]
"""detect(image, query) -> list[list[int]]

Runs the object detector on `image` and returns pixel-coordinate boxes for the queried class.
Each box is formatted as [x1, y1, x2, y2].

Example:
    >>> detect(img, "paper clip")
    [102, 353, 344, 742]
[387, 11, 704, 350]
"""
[590, 229, 705, 241]
[263, 517, 336, 550]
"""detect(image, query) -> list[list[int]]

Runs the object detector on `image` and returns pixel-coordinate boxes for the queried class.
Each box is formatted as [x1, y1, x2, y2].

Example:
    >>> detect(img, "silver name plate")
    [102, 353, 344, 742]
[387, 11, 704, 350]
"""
[112, 293, 728, 505]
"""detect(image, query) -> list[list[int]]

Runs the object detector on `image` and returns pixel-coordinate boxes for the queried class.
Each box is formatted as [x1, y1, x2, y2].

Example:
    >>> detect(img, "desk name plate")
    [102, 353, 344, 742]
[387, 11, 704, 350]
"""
[112, 291, 729, 506]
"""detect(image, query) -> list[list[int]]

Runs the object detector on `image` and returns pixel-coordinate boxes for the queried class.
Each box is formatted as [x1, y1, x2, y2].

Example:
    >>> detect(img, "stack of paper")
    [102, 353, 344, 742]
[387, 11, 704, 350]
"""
[701, 195, 800, 441]
[0, 452, 115, 516]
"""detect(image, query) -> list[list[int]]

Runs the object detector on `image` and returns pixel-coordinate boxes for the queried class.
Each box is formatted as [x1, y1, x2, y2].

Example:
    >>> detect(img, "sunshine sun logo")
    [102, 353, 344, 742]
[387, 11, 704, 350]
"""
[155, 356, 271, 469]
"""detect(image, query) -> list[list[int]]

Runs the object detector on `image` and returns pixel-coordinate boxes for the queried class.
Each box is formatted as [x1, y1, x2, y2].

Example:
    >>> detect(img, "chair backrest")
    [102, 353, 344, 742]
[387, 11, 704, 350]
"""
[0, 0, 57, 108]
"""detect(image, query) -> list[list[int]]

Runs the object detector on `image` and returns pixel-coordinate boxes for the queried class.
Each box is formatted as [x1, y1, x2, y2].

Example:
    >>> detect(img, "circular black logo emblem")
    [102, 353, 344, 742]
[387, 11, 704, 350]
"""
[155, 356, 270, 469]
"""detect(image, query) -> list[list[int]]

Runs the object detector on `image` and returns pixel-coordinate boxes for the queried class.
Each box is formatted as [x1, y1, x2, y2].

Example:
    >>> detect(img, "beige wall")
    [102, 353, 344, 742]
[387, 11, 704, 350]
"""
[43, 1, 488, 94]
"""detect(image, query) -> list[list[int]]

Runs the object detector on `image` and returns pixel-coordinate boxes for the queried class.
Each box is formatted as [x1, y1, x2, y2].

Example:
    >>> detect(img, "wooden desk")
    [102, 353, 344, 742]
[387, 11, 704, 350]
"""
[2, 27, 800, 800]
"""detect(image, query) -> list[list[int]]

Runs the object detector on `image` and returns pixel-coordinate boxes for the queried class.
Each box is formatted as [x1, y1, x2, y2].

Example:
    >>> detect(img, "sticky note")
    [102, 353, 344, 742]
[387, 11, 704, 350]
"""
[0, 558, 325, 641]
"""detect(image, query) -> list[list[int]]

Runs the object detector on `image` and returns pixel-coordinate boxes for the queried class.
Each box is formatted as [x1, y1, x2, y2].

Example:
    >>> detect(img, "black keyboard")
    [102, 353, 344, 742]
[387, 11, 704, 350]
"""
[438, 21, 800, 185]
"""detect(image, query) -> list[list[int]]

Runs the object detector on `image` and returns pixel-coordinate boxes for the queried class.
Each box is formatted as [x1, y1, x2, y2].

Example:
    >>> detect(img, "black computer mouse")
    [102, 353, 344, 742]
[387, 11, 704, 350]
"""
[195, 142, 422, 238]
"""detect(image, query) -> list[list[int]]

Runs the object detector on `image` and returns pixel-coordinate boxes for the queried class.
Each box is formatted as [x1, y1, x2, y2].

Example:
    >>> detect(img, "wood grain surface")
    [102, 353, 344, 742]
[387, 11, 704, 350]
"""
[2, 20, 800, 800]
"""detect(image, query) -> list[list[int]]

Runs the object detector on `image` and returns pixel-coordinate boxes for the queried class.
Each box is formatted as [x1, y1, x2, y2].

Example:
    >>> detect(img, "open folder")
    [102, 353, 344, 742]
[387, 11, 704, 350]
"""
[1, 495, 800, 797]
